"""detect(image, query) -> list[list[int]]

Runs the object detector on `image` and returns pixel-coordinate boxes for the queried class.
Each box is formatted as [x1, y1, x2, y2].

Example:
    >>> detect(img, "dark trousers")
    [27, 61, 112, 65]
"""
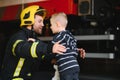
[60, 72, 79, 80]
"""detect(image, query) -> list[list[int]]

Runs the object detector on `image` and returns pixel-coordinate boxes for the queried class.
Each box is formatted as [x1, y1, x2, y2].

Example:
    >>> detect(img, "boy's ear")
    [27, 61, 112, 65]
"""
[56, 21, 61, 27]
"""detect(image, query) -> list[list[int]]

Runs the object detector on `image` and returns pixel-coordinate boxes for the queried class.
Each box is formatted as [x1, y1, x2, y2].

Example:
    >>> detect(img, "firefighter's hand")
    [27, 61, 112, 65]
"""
[78, 48, 86, 59]
[52, 41, 66, 54]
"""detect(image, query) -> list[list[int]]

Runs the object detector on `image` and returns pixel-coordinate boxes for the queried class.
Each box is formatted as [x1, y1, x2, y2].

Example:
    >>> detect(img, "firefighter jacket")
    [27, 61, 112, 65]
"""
[1, 27, 53, 80]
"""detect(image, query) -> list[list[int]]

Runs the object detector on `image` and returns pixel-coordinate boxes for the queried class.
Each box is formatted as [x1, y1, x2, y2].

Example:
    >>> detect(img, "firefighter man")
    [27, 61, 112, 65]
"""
[1, 5, 66, 80]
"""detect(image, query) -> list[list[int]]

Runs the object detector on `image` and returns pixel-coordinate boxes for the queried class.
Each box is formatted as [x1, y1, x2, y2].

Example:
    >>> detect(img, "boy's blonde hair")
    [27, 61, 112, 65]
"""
[51, 12, 68, 27]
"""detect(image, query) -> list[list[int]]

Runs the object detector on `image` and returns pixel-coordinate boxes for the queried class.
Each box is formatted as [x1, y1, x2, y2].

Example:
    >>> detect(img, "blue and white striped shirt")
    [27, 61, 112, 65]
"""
[52, 30, 80, 74]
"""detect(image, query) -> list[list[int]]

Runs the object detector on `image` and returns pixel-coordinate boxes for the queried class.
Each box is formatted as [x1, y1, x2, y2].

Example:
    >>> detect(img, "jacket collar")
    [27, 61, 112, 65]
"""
[22, 27, 37, 39]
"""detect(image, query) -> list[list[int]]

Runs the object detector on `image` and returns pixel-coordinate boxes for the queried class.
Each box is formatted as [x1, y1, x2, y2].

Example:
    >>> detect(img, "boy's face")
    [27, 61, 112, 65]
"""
[50, 19, 59, 34]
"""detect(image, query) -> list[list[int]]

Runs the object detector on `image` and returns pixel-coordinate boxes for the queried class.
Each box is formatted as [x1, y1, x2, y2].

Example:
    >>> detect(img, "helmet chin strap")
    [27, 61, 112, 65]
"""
[31, 25, 36, 39]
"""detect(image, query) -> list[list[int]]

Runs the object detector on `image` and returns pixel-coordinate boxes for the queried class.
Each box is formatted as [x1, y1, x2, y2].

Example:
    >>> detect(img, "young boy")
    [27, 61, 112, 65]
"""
[50, 12, 85, 80]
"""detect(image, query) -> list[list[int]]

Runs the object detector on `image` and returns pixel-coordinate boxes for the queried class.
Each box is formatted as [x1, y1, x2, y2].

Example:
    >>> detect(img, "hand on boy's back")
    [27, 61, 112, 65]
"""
[78, 48, 86, 59]
[53, 41, 66, 54]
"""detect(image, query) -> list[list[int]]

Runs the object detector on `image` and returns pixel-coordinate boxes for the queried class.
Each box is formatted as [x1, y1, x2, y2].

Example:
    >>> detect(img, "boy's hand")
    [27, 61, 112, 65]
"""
[28, 38, 35, 42]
